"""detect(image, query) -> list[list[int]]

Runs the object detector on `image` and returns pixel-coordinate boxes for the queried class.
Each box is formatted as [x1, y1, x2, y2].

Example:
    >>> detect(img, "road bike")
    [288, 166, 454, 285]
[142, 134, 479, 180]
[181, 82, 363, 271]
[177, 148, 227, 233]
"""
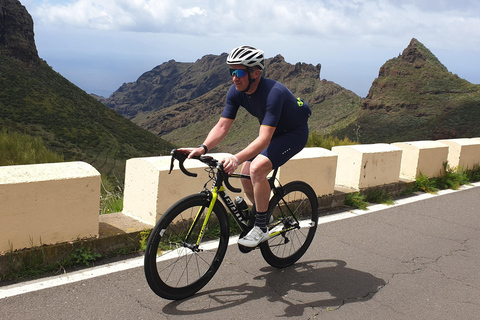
[144, 149, 319, 300]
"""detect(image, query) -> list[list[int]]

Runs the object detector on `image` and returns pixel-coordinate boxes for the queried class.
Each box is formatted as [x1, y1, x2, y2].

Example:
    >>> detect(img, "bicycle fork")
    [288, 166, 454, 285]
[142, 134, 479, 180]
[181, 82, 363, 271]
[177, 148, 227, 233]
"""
[183, 188, 220, 252]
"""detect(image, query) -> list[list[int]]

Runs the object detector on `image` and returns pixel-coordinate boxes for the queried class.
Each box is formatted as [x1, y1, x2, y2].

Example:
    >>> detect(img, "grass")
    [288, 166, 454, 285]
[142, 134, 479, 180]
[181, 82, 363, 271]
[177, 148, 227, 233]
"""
[100, 175, 124, 215]
[365, 189, 395, 205]
[414, 172, 439, 193]
[1, 232, 150, 282]
[467, 164, 480, 182]
[433, 163, 469, 190]
[100, 192, 123, 215]
[0, 54, 174, 181]
[344, 190, 394, 210]
[0, 129, 64, 166]
[1, 243, 103, 282]
[0, 130, 123, 215]
[345, 163, 480, 210]
[345, 193, 369, 210]
[138, 229, 152, 251]
[415, 162, 475, 193]
[306, 132, 358, 149]
[69, 247, 102, 267]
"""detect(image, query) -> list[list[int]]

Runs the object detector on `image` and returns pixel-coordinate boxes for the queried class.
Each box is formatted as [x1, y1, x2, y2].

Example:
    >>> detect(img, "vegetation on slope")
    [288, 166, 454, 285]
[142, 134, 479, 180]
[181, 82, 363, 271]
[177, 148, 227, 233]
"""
[335, 38, 480, 143]
[0, 55, 174, 178]
[0, 129, 64, 166]
[120, 54, 362, 152]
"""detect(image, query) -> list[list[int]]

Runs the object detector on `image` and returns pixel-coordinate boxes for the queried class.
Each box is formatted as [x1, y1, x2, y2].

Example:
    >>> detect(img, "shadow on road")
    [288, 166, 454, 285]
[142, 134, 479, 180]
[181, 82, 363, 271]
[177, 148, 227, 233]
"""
[162, 259, 386, 317]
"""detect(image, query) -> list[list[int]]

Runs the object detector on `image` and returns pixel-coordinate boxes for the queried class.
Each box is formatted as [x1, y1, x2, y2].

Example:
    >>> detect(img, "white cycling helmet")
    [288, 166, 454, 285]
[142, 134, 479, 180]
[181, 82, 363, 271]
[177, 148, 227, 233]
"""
[227, 45, 265, 70]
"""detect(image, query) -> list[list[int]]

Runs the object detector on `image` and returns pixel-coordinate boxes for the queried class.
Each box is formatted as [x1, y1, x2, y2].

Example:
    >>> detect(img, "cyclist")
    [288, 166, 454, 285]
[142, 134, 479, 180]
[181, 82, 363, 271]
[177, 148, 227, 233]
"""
[179, 45, 311, 247]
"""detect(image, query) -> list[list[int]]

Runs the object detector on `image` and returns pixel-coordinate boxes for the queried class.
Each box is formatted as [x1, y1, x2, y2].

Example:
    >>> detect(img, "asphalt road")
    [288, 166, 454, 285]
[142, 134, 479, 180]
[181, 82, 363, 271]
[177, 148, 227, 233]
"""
[2, 185, 480, 320]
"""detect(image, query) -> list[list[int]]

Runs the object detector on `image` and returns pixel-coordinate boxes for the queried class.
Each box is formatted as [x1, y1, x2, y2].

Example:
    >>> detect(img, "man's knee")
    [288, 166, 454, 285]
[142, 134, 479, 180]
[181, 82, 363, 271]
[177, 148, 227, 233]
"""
[250, 155, 272, 180]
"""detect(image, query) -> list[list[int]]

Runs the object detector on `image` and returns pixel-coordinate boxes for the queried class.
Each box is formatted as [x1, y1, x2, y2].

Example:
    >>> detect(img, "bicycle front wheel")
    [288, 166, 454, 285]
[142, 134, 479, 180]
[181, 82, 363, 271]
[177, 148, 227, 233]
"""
[144, 193, 229, 300]
[260, 181, 318, 268]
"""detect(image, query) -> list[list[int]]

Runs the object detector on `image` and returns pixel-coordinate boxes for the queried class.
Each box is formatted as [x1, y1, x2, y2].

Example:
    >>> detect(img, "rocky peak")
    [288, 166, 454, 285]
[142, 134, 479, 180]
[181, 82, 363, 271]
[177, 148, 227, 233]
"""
[366, 38, 452, 102]
[265, 54, 321, 83]
[0, 0, 39, 64]
[401, 38, 426, 63]
[401, 38, 447, 71]
[194, 53, 228, 71]
[269, 54, 286, 64]
[357, 38, 480, 143]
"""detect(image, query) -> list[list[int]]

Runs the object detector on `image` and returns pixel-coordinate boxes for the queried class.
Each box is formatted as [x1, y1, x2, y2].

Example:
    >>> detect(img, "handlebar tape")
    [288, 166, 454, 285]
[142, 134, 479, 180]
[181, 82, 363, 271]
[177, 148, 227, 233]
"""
[169, 149, 198, 177]
[168, 149, 243, 193]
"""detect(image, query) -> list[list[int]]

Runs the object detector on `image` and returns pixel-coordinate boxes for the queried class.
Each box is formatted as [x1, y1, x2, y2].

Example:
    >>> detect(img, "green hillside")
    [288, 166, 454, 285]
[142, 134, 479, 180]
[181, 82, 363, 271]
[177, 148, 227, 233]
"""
[0, 54, 174, 177]
[335, 39, 480, 143]
[158, 79, 362, 153]
[0, 129, 64, 166]
[124, 55, 362, 152]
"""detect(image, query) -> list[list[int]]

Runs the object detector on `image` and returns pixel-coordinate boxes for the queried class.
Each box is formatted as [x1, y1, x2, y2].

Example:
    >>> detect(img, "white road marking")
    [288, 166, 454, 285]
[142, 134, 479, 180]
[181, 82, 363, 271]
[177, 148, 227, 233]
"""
[1, 182, 479, 299]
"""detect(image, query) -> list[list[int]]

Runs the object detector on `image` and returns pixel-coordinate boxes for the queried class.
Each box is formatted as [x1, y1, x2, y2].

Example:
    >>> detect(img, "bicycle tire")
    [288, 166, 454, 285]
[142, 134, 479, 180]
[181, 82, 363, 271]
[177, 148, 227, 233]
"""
[260, 181, 318, 268]
[144, 193, 229, 300]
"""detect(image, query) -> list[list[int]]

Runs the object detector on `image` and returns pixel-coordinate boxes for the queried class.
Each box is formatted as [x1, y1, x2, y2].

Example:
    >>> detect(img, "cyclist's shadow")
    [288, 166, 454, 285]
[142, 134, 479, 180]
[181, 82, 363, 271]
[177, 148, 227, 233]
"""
[162, 259, 386, 317]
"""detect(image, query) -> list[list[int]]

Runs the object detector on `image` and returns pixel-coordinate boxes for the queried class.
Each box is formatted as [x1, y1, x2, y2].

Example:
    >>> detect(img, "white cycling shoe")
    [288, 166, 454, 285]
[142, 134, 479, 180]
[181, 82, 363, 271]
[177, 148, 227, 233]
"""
[238, 226, 269, 248]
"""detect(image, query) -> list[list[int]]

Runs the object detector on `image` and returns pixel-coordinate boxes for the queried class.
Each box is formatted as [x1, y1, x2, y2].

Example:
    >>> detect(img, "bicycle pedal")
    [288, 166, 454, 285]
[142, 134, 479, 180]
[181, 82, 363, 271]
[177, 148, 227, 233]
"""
[238, 243, 255, 253]
[237, 229, 256, 253]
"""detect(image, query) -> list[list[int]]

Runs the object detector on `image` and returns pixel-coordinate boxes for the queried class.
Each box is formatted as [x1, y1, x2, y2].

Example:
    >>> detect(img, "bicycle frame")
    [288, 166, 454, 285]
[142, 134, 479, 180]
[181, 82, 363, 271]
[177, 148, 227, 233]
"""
[144, 150, 319, 300]
[168, 149, 305, 249]
[205, 171, 253, 235]
[185, 166, 294, 249]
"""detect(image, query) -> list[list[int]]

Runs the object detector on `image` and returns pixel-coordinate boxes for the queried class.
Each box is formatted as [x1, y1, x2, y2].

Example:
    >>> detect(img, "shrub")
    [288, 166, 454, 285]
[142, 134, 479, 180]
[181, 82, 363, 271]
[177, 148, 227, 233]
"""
[345, 192, 368, 210]
[415, 162, 474, 193]
[365, 189, 394, 205]
[100, 175, 124, 215]
[433, 163, 468, 190]
[415, 172, 438, 193]
[306, 132, 357, 150]
[0, 129, 63, 166]
[466, 164, 480, 182]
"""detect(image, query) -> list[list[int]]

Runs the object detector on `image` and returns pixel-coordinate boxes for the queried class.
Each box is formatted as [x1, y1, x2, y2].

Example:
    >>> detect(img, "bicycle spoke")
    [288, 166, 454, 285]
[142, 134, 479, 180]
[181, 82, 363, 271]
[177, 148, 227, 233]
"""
[144, 193, 229, 300]
[260, 182, 318, 268]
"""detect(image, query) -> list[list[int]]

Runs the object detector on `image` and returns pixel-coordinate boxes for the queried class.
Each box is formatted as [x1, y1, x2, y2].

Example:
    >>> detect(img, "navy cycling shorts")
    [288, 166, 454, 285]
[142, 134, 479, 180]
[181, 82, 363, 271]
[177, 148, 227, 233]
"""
[251, 125, 309, 169]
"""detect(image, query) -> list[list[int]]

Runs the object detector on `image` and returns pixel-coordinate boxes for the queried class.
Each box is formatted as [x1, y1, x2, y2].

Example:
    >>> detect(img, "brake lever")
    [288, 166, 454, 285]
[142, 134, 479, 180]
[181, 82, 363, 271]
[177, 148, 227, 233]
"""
[168, 152, 175, 174]
[168, 149, 198, 177]
[217, 162, 242, 193]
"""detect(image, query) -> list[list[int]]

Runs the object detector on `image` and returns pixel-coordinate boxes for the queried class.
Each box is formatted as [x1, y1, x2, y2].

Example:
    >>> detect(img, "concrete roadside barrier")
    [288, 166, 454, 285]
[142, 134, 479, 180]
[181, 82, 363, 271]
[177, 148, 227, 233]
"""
[392, 141, 449, 180]
[0, 162, 100, 253]
[279, 147, 337, 196]
[332, 144, 402, 190]
[437, 138, 480, 170]
[122, 153, 238, 226]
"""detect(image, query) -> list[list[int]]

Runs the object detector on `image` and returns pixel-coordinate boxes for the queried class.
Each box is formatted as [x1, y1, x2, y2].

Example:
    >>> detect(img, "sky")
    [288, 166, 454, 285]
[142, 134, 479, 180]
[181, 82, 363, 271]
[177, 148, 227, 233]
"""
[20, 0, 480, 98]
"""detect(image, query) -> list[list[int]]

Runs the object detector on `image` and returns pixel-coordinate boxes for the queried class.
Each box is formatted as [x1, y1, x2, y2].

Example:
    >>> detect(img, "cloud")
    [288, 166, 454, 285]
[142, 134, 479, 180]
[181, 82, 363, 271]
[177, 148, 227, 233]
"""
[34, 0, 207, 32]
[24, 0, 480, 97]
[31, 0, 480, 50]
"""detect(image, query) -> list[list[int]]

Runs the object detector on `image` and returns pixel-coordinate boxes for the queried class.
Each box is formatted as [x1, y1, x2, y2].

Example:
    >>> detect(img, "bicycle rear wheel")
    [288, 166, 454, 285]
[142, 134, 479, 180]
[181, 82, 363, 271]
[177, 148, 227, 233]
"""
[260, 181, 318, 268]
[144, 193, 229, 300]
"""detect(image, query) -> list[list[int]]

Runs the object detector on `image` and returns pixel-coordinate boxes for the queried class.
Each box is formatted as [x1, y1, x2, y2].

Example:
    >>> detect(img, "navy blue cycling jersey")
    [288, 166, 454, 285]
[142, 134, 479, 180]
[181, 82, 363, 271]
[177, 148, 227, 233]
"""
[221, 78, 311, 135]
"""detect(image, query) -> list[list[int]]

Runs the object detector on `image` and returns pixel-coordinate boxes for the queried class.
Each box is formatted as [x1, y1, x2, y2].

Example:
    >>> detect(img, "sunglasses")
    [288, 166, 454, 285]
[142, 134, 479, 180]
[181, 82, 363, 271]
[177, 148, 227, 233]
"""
[229, 68, 249, 78]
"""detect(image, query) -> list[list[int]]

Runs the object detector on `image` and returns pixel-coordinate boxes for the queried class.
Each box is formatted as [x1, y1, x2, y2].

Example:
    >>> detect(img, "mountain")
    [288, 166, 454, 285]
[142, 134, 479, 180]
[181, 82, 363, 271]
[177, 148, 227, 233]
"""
[0, 0, 174, 178]
[334, 38, 480, 143]
[106, 54, 232, 119]
[0, 0, 38, 64]
[107, 54, 362, 152]
[106, 38, 480, 150]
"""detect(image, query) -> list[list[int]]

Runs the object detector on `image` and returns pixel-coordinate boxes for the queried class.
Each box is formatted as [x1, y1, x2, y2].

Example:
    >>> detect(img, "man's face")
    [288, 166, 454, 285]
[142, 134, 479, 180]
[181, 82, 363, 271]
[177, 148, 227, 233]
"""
[229, 65, 250, 92]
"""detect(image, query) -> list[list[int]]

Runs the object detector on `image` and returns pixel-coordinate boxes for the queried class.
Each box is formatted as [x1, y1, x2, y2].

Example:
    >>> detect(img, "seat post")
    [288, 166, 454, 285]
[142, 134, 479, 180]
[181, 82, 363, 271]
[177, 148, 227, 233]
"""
[268, 167, 280, 189]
